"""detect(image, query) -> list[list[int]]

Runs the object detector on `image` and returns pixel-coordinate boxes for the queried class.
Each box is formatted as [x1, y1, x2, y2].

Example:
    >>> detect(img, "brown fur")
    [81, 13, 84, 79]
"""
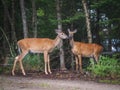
[68, 29, 103, 73]
[12, 30, 68, 75]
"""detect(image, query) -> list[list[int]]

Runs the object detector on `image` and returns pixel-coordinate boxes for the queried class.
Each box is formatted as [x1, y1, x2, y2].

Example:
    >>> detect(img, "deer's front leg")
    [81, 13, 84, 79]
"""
[47, 54, 52, 74]
[78, 55, 83, 74]
[75, 55, 79, 72]
[44, 51, 48, 75]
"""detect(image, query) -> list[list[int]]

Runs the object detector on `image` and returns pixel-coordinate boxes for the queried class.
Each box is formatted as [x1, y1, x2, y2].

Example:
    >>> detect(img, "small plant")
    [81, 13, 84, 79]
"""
[0, 68, 2, 74]
[23, 53, 44, 72]
[87, 55, 120, 78]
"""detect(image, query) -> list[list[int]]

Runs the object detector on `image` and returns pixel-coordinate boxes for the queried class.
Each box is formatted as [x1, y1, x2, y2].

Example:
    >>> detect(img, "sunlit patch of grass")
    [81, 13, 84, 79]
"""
[87, 56, 120, 78]
[99, 79, 120, 84]
[71, 87, 82, 90]
[0, 87, 4, 90]
[39, 83, 51, 88]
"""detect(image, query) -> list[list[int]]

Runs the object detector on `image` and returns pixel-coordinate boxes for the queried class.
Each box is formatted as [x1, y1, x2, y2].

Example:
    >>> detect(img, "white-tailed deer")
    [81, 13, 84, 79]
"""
[12, 29, 68, 75]
[68, 29, 103, 73]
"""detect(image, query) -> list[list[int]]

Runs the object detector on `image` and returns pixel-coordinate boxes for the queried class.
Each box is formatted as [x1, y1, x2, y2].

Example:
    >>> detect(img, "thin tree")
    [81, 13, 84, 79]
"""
[56, 0, 66, 70]
[1, 0, 17, 43]
[82, 0, 92, 43]
[91, 0, 101, 44]
[1, 0, 17, 59]
[20, 0, 28, 38]
[31, 0, 37, 38]
[2, 0, 9, 59]
[31, 0, 40, 64]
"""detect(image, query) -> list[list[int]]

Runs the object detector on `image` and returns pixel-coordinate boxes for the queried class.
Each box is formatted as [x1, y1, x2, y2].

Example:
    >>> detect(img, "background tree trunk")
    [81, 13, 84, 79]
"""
[56, 0, 66, 70]
[82, 0, 92, 43]
[32, 0, 37, 38]
[94, 8, 100, 44]
[2, 5, 9, 63]
[1, 0, 17, 59]
[1, 0, 17, 43]
[11, 0, 17, 43]
[20, 0, 28, 38]
[92, 0, 101, 44]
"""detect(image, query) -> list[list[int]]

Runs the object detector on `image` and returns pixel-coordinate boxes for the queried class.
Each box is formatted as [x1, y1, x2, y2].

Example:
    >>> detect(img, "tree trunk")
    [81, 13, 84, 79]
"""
[94, 8, 101, 44]
[70, 24, 75, 71]
[31, 0, 37, 38]
[11, 0, 17, 43]
[20, 0, 28, 38]
[82, 0, 92, 43]
[56, 0, 66, 70]
[2, 5, 8, 62]
[93, 0, 101, 44]
[1, 0, 17, 43]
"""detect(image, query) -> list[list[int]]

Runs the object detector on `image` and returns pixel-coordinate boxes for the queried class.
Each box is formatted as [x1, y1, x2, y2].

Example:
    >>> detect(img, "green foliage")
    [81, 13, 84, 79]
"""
[0, 68, 2, 74]
[37, 8, 44, 17]
[0, 57, 14, 74]
[91, 0, 120, 39]
[99, 79, 120, 84]
[62, 12, 85, 23]
[87, 56, 120, 78]
[23, 53, 44, 72]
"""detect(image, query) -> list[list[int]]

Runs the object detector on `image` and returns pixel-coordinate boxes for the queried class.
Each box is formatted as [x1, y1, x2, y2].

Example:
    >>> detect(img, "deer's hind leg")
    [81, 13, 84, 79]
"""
[12, 56, 19, 76]
[19, 51, 28, 75]
[12, 51, 28, 76]
[94, 53, 99, 63]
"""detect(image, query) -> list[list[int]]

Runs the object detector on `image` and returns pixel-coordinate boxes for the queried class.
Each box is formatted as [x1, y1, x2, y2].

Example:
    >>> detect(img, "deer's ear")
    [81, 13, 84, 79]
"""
[73, 29, 77, 33]
[67, 28, 71, 33]
[55, 29, 61, 34]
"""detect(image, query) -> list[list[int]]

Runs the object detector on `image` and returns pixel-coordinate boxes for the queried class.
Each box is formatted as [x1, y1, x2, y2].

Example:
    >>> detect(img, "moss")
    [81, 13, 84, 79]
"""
[99, 79, 120, 85]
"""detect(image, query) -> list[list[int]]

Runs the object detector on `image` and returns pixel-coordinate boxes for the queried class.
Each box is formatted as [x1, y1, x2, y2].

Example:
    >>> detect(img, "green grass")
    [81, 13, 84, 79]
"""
[87, 55, 120, 78]
[99, 79, 120, 84]
[39, 83, 51, 88]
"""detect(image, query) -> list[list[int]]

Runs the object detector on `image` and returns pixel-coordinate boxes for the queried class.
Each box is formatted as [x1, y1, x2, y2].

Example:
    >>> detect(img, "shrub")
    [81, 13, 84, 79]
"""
[87, 55, 120, 78]
[23, 53, 44, 72]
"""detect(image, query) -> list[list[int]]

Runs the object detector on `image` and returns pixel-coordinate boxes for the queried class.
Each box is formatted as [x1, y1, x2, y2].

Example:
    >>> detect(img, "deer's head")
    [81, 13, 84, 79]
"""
[68, 29, 77, 40]
[55, 29, 68, 39]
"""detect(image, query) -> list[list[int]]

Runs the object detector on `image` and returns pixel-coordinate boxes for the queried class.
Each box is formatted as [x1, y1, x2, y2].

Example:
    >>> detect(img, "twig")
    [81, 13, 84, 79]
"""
[0, 27, 14, 57]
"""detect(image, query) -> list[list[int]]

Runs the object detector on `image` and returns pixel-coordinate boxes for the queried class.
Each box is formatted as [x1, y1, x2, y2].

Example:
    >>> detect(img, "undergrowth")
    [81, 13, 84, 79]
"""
[87, 55, 120, 79]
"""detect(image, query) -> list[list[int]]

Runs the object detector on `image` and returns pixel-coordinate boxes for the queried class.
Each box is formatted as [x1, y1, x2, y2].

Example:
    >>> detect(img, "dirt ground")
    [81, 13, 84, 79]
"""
[0, 71, 120, 90]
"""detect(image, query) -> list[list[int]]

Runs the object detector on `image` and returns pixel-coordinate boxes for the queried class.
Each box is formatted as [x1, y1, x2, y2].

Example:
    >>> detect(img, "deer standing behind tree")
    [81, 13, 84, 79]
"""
[12, 29, 68, 75]
[68, 29, 103, 73]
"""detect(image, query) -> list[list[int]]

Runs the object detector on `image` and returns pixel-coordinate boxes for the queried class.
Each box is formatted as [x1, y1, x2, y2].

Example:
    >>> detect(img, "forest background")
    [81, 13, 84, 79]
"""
[0, 0, 120, 80]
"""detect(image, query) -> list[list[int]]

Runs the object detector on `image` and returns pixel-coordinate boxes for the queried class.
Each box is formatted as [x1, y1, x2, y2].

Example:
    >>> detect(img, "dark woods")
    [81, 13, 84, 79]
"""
[0, 0, 120, 76]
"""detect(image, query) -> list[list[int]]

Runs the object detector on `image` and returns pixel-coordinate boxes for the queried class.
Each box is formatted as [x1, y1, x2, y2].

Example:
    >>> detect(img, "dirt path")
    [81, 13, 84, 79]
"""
[0, 75, 120, 90]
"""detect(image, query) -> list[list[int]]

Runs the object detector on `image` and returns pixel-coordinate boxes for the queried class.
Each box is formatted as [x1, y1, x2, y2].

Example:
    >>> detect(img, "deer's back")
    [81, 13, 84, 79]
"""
[72, 42, 103, 57]
[17, 38, 55, 53]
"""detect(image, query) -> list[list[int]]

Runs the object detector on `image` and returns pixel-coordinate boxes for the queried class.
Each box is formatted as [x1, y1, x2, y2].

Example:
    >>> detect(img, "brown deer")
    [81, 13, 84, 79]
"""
[12, 29, 68, 75]
[68, 29, 103, 73]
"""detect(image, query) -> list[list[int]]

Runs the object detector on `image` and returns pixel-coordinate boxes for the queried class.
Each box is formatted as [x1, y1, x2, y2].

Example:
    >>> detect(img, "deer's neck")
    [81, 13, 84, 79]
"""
[70, 37, 74, 48]
[54, 35, 62, 47]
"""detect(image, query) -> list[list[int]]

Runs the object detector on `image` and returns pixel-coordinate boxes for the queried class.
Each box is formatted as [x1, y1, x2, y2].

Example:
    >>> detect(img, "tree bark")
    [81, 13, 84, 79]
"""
[20, 0, 28, 38]
[11, 0, 17, 43]
[3, 4, 8, 61]
[94, 7, 101, 44]
[56, 0, 66, 70]
[82, 0, 92, 43]
[1, 0, 17, 43]
[92, 0, 101, 44]
[32, 0, 37, 38]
